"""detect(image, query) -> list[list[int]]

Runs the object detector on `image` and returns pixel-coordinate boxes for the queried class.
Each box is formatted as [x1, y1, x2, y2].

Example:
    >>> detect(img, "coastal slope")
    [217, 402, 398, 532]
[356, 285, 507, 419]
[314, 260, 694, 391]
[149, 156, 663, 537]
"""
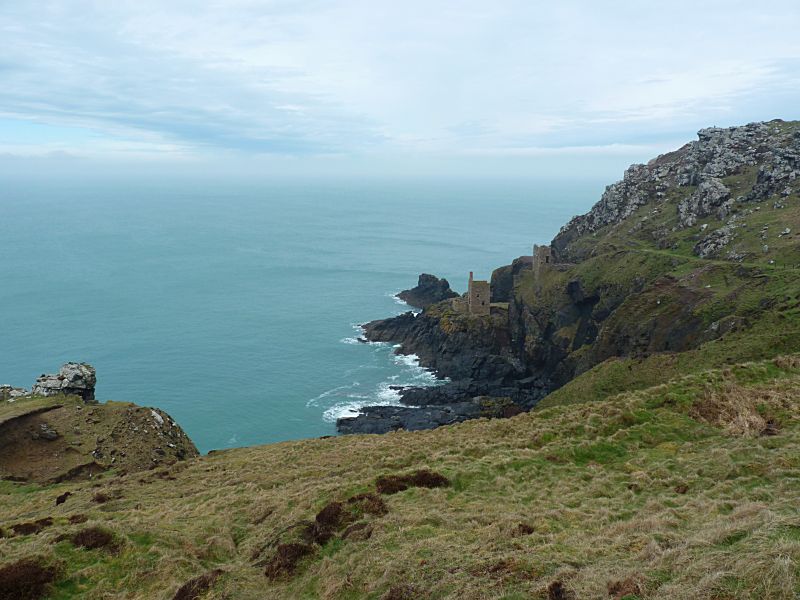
[0, 364, 197, 483]
[2, 120, 800, 599]
[341, 120, 800, 433]
[0, 357, 798, 598]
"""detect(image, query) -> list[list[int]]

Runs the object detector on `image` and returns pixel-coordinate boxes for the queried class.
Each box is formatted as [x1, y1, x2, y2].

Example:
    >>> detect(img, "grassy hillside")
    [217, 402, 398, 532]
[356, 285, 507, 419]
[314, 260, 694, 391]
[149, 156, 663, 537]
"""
[1, 356, 798, 599]
[0, 395, 197, 484]
[524, 125, 800, 408]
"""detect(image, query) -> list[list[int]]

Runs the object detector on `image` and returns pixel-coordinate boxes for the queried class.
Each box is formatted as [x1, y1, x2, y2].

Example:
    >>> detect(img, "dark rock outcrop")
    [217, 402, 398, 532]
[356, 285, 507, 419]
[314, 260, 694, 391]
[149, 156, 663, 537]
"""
[337, 402, 483, 434]
[337, 305, 547, 433]
[396, 274, 458, 309]
[490, 256, 533, 303]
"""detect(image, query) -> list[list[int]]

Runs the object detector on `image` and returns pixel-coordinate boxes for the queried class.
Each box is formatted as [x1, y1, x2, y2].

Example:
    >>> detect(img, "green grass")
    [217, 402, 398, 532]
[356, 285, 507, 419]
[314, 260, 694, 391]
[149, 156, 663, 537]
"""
[0, 357, 798, 599]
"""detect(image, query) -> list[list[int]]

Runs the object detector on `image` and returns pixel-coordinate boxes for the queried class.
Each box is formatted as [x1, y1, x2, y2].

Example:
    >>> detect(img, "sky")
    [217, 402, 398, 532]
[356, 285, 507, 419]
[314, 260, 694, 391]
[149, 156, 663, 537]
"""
[1, 0, 799, 179]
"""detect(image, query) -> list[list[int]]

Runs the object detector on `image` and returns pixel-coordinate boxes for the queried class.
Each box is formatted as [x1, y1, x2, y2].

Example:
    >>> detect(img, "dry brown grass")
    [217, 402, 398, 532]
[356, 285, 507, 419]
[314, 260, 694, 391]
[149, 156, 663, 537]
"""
[0, 357, 798, 598]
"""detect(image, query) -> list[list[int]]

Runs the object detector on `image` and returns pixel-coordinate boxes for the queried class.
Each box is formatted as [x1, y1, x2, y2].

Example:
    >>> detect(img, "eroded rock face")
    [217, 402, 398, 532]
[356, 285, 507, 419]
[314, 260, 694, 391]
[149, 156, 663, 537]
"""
[693, 223, 738, 258]
[396, 274, 458, 309]
[677, 178, 731, 227]
[554, 120, 799, 261]
[31, 363, 97, 403]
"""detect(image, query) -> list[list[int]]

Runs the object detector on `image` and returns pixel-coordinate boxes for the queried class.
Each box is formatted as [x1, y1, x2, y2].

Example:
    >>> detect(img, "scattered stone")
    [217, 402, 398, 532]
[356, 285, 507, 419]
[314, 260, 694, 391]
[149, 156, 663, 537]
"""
[34, 424, 59, 442]
[678, 178, 731, 227]
[0, 385, 28, 401]
[693, 223, 737, 258]
[674, 484, 689, 494]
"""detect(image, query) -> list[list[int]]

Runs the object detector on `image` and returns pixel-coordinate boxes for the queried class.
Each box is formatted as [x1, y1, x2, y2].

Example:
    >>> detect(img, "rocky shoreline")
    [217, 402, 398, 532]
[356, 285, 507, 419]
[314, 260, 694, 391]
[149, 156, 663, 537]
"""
[337, 290, 549, 434]
[337, 120, 800, 435]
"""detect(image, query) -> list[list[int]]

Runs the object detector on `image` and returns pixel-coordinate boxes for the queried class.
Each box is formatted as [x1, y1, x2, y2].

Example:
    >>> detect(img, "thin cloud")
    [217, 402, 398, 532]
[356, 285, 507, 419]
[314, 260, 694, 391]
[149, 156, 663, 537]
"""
[0, 1, 799, 168]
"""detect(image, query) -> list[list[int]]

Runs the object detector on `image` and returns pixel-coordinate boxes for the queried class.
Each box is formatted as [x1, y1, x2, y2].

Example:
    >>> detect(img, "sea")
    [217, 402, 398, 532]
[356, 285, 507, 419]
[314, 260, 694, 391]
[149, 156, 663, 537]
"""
[1, 177, 602, 452]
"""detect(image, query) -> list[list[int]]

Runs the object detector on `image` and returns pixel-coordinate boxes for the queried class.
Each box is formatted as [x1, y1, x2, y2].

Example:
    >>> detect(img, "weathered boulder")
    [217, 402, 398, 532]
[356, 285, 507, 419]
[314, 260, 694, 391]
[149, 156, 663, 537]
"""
[693, 223, 738, 258]
[31, 363, 97, 403]
[396, 274, 458, 309]
[0, 385, 28, 401]
[677, 178, 731, 227]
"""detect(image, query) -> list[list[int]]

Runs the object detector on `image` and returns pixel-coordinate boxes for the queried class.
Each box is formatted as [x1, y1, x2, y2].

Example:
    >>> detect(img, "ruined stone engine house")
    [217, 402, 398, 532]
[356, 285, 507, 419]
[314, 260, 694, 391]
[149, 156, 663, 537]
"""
[453, 245, 553, 316]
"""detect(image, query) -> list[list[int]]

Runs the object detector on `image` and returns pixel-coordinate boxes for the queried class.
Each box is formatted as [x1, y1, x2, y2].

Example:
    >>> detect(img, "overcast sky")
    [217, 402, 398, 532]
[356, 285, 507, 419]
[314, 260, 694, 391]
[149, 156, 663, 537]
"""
[2, 1, 799, 178]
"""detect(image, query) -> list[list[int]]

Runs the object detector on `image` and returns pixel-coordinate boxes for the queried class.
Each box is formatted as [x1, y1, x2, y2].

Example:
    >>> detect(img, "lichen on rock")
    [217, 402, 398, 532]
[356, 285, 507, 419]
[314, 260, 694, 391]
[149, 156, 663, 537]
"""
[31, 362, 97, 403]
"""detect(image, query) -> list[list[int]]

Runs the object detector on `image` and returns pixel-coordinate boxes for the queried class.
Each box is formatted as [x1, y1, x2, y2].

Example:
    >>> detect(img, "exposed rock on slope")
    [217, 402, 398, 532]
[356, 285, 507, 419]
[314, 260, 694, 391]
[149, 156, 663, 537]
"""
[396, 274, 458, 309]
[31, 362, 97, 402]
[0, 364, 198, 482]
[340, 120, 800, 434]
[554, 120, 800, 260]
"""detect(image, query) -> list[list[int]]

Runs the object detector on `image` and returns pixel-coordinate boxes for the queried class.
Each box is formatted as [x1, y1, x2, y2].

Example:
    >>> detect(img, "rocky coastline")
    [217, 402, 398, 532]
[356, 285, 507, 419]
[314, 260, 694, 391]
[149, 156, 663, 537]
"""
[337, 120, 800, 435]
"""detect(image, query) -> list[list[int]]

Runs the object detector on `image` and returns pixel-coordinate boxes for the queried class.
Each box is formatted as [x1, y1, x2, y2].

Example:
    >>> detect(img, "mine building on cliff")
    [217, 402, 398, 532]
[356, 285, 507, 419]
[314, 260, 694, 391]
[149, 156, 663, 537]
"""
[533, 244, 552, 279]
[467, 271, 491, 316]
[452, 244, 553, 316]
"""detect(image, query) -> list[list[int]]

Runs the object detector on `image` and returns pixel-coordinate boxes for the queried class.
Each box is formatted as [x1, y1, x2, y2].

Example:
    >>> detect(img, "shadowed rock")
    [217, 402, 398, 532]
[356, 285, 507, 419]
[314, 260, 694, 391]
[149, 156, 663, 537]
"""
[396, 274, 458, 309]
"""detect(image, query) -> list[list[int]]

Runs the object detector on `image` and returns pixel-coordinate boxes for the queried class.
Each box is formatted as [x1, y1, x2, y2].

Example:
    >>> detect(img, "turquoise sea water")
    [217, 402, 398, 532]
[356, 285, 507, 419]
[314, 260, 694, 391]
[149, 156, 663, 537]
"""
[1, 177, 602, 452]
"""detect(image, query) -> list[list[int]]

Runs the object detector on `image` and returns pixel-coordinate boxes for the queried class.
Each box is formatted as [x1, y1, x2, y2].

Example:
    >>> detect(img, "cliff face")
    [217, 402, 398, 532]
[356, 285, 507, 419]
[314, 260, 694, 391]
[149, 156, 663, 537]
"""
[341, 120, 800, 433]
